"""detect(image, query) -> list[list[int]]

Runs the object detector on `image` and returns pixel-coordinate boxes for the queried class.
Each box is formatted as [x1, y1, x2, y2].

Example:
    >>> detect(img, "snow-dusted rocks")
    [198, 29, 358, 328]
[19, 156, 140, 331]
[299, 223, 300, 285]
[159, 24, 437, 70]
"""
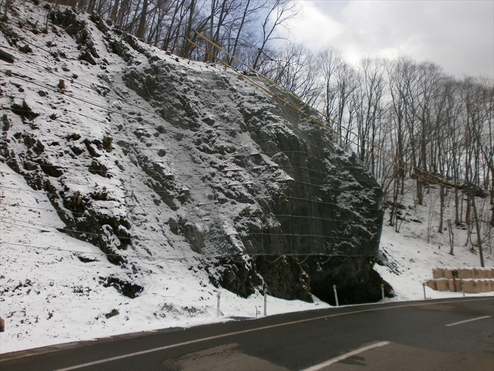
[1, 1, 387, 311]
[121, 47, 386, 303]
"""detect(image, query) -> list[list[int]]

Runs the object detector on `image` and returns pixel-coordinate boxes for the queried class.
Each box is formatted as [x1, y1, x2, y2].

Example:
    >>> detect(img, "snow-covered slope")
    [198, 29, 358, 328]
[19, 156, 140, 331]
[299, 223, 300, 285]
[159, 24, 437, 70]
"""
[2, 0, 386, 304]
[377, 182, 493, 301]
[0, 0, 492, 354]
[1, 162, 492, 354]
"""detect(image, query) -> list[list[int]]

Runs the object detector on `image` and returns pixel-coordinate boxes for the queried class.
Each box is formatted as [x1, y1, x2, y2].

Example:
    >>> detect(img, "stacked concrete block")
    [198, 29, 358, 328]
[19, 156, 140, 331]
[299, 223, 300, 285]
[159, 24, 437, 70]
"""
[472, 268, 483, 279]
[426, 280, 437, 290]
[448, 279, 461, 292]
[426, 267, 494, 294]
[485, 280, 492, 292]
[432, 268, 445, 279]
[463, 279, 480, 293]
[458, 268, 473, 279]
[436, 279, 450, 291]
[479, 280, 486, 292]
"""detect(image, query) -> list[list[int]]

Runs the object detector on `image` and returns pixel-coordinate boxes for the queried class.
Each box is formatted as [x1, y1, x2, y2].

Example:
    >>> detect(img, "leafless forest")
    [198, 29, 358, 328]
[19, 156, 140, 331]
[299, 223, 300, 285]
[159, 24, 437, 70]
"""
[13, 0, 494, 255]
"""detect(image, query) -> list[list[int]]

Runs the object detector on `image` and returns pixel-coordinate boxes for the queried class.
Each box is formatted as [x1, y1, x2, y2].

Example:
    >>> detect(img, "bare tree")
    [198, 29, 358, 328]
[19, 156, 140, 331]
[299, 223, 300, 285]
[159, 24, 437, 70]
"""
[251, 0, 298, 70]
[355, 57, 387, 175]
[136, 0, 149, 39]
[387, 57, 414, 197]
[3, 0, 11, 19]
[262, 44, 319, 105]
[316, 47, 344, 134]
[225, 0, 263, 66]
[332, 62, 360, 148]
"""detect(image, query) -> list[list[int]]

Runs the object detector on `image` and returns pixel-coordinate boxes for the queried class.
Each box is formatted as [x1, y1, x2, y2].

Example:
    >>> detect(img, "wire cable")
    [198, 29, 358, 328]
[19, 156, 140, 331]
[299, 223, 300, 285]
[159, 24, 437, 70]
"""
[188, 30, 470, 191]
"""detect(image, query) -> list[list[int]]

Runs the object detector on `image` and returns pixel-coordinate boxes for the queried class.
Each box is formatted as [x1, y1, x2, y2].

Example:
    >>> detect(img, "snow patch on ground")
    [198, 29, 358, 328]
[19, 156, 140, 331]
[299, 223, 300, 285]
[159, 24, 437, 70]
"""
[1, 163, 492, 354]
[0, 1, 492, 355]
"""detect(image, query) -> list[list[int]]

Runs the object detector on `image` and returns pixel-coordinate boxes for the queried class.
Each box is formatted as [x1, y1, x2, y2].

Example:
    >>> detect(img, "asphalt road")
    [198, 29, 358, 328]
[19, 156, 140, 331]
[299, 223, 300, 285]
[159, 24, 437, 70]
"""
[1, 297, 493, 371]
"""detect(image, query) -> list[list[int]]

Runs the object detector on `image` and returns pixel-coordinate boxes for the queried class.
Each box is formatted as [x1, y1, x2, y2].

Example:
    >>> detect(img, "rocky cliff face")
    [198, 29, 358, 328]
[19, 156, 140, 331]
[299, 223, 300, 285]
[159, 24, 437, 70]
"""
[0, 2, 391, 305]
[121, 61, 384, 255]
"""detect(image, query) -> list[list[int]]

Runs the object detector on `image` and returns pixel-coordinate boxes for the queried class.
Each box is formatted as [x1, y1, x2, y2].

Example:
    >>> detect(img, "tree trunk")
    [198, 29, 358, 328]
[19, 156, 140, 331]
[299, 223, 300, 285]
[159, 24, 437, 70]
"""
[3, 0, 11, 18]
[180, 0, 197, 58]
[86, 0, 96, 14]
[416, 178, 423, 205]
[438, 185, 444, 233]
[465, 192, 471, 227]
[447, 219, 454, 255]
[162, 0, 181, 51]
[471, 195, 485, 267]
[205, 0, 215, 62]
[227, 0, 251, 66]
[491, 187, 494, 227]
[136, 0, 149, 40]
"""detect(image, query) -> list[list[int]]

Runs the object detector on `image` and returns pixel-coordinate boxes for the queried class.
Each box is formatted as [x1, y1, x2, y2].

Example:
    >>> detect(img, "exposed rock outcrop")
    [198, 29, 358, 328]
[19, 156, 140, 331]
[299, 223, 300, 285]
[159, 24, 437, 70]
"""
[0, 4, 391, 305]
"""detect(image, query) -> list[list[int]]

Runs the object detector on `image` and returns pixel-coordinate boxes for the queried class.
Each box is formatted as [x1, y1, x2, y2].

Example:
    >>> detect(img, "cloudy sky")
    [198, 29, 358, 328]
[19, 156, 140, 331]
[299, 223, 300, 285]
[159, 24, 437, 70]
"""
[278, 0, 493, 79]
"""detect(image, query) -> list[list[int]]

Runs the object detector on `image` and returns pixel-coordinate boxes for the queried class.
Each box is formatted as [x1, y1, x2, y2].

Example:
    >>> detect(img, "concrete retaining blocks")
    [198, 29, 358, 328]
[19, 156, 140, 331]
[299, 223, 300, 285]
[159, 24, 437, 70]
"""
[427, 267, 494, 294]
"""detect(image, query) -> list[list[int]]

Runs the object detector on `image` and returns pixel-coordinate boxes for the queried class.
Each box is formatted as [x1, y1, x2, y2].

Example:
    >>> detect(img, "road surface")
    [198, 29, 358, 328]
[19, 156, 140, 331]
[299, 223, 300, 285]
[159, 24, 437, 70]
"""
[0, 297, 492, 370]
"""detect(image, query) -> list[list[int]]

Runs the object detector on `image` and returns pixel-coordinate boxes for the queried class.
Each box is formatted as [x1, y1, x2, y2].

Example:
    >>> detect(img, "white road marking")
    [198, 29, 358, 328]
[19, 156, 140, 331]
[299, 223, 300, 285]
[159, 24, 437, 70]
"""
[445, 315, 491, 327]
[300, 341, 390, 371]
[49, 298, 492, 371]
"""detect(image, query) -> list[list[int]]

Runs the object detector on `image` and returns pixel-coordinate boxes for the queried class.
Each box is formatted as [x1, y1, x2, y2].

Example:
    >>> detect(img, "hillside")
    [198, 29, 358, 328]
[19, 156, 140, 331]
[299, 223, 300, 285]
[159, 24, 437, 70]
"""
[0, 0, 492, 354]
[1, 0, 386, 302]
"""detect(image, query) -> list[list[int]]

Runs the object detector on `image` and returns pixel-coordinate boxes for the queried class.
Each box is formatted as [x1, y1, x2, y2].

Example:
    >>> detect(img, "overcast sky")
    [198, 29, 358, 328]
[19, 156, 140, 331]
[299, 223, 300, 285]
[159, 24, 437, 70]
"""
[277, 0, 494, 79]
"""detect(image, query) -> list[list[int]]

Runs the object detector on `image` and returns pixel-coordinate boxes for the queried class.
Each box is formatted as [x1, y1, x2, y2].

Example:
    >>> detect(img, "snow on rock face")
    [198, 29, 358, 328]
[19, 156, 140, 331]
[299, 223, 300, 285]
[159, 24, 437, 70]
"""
[122, 60, 384, 259]
[0, 2, 386, 306]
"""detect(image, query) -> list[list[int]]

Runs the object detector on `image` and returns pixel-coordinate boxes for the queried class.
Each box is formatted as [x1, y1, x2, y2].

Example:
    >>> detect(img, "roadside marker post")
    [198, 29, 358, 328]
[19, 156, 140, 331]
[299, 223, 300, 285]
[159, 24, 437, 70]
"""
[333, 285, 339, 307]
[263, 291, 267, 316]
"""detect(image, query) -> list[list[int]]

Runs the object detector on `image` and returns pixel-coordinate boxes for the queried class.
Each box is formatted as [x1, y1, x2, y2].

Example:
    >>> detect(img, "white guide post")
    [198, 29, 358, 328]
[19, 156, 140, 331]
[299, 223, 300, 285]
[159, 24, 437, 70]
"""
[216, 292, 221, 317]
[333, 285, 339, 307]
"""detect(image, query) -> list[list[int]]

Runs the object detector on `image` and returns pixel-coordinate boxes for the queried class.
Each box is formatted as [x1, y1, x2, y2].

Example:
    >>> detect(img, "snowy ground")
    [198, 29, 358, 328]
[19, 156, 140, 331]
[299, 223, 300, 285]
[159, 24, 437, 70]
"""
[377, 184, 494, 302]
[0, 161, 328, 354]
[1, 161, 492, 354]
[0, 0, 492, 355]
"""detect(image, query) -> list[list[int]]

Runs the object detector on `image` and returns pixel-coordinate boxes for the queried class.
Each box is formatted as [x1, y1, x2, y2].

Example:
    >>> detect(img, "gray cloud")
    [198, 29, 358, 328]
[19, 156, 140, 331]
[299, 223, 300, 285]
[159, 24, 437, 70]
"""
[279, 0, 493, 78]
